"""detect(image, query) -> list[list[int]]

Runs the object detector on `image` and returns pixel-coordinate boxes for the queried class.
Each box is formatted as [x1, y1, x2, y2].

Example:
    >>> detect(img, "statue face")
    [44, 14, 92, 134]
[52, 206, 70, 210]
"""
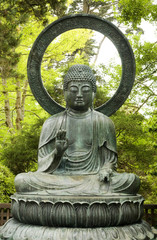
[64, 81, 95, 112]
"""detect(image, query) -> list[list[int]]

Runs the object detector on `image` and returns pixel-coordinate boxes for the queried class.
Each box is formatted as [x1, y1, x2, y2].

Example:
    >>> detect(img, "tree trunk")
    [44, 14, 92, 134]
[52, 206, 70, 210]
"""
[83, 0, 89, 13]
[21, 80, 28, 120]
[2, 78, 14, 129]
[15, 80, 22, 130]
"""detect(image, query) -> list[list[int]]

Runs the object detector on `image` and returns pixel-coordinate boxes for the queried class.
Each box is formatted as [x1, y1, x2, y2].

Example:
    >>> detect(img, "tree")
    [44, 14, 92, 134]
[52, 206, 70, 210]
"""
[0, 0, 68, 132]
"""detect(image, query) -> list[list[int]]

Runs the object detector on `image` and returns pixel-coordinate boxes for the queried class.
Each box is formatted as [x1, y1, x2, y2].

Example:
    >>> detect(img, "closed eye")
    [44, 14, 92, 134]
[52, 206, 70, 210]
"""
[82, 86, 90, 92]
[70, 86, 78, 92]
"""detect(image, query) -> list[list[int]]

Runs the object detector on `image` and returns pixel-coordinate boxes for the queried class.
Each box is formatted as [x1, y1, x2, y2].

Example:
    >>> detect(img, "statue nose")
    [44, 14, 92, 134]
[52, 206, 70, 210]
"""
[77, 88, 83, 97]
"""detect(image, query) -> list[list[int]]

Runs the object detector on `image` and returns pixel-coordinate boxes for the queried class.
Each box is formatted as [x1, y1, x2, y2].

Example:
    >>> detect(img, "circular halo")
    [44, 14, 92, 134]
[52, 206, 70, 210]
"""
[27, 14, 135, 116]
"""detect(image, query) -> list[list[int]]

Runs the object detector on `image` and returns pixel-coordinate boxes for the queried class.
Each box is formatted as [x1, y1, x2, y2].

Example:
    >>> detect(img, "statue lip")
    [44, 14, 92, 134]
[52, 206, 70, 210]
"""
[75, 99, 84, 104]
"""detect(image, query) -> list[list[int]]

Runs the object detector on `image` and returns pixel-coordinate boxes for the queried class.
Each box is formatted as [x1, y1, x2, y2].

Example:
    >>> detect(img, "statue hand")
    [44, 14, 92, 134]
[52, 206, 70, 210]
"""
[99, 169, 113, 182]
[55, 130, 68, 156]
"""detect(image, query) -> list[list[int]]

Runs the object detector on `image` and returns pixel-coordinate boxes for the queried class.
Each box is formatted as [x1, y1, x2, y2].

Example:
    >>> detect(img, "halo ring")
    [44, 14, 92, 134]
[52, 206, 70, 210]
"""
[27, 14, 135, 116]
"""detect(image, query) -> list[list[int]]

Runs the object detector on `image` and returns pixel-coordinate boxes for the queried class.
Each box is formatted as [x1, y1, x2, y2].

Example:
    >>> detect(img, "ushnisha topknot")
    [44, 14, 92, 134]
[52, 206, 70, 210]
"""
[63, 64, 96, 92]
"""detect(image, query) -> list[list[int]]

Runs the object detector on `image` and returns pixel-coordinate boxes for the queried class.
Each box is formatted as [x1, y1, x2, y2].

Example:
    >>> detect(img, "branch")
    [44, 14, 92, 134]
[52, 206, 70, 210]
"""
[134, 94, 154, 114]
[116, 129, 125, 138]
[135, 68, 157, 84]
[137, 60, 157, 74]
[135, 82, 157, 96]
[93, 35, 106, 64]
[25, 110, 41, 119]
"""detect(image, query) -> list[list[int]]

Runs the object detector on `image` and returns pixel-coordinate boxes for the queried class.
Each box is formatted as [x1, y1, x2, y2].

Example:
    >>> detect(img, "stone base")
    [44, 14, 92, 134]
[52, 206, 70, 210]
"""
[0, 218, 156, 240]
[11, 193, 144, 227]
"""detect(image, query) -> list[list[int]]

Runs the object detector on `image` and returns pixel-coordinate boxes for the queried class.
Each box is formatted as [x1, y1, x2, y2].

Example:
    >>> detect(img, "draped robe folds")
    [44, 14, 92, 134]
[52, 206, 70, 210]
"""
[15, 110, 140, 195]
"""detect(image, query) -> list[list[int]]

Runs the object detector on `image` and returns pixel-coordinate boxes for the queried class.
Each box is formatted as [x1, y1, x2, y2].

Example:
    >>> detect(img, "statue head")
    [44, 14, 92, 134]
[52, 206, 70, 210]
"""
[63, 64, 96, 92]
[63, 64, 96, 112]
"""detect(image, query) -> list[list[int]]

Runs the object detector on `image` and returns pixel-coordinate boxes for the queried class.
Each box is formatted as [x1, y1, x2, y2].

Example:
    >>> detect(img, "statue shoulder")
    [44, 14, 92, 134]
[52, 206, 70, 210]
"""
[93, 110, 115, 128]
[43, 111, 65, 128]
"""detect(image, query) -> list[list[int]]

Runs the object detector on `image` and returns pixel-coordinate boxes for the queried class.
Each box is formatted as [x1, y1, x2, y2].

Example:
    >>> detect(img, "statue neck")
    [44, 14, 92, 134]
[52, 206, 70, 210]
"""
[67, 108, 92, 116]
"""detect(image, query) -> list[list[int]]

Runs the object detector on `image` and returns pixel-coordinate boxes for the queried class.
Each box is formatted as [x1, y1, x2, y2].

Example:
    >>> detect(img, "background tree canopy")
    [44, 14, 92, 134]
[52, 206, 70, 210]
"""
[0, 0, 157, 203]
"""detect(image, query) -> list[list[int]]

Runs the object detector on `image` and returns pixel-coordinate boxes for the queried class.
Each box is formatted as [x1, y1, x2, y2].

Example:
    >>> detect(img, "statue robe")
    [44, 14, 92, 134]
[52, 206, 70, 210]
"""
[38, 110, 117, 174]
[15, 110, 140, 195]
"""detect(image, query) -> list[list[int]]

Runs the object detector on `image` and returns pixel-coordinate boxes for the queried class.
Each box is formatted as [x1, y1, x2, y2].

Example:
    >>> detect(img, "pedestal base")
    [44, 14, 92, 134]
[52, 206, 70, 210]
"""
[11, 193, 144, 227]
[0, 218, 156, 240]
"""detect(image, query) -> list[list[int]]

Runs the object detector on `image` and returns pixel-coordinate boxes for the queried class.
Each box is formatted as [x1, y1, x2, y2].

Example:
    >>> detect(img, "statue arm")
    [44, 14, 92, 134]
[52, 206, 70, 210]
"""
[37, 129, 68, 173]
[37, 140, 62, 173]
[37, 113, 69, 173]
[103, 116, 117, 170]
[99, 148, 117, 182]
[102, 147, 117, 171]
[98, 115, 118, 182]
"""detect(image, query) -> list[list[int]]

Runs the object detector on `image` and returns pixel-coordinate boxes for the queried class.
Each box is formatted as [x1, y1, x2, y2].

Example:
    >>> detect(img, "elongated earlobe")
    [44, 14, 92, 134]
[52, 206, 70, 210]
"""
[90, 92, 95, 110]
[64, 91, 67, 101]
[92, 92, 95, 101]
[64, 91, 69, 109]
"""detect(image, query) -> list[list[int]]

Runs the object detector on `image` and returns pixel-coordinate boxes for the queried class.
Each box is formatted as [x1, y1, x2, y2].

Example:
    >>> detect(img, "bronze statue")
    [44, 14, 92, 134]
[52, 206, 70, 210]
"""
[15, 64, 140, 195]
[1, 15, 156, 240]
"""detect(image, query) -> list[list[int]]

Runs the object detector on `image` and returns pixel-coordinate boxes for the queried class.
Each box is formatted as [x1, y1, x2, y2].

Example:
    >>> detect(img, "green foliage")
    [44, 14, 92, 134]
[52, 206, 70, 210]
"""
[128, 34, 157, 115]
[0, 7, 23, 79]
[112, 111, 156, 174]
[140, 175, 157, 204]
[0, 119, 45, 175]
[118, 0, 157, 27]
[0, 0, 67, 24]
[0, 163, 15, 203]
[111, 110, 157, 203]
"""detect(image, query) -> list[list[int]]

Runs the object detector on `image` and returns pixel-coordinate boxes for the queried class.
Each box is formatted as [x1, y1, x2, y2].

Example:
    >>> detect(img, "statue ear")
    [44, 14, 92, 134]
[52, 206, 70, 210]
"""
[92, 92, 95, 101]
[64, 91, 67, 101]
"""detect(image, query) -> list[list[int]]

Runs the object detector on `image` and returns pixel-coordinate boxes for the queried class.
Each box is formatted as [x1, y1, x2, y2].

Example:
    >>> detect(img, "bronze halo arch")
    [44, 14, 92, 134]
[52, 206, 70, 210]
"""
[27, 14, 135, 116]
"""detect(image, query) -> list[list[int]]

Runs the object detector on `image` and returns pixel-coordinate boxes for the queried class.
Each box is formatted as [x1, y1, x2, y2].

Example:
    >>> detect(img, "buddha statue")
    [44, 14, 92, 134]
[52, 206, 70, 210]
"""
[15, 64, 140, 195]
[1, 15, 155, 238]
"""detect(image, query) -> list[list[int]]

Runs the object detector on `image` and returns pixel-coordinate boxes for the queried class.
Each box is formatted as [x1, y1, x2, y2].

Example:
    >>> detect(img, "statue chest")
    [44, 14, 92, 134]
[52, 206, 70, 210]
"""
[66, 114, 93, 156]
